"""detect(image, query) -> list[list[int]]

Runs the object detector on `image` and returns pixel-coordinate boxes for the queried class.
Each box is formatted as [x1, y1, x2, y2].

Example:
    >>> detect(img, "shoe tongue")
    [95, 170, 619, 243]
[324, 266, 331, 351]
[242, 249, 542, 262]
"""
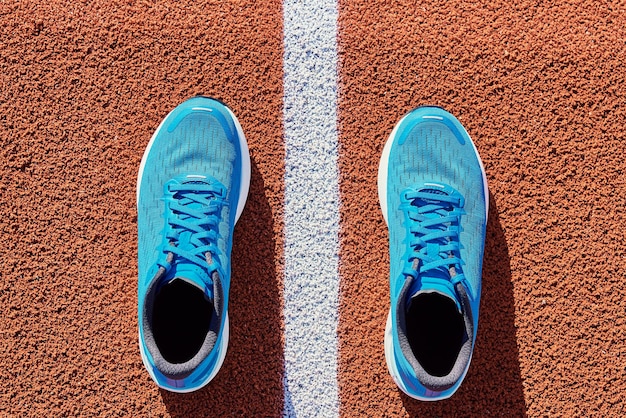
[416, 184, 449, 201]
[178, 174, 224, 192]
[164, 263, 214, 301]
[175, 175, 224, 216]
[408, 277, 462, 313]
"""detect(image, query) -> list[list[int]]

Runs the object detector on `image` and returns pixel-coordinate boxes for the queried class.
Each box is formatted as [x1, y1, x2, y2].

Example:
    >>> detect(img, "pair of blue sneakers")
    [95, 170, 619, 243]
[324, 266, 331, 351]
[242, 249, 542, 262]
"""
[136, 97, 488, 400]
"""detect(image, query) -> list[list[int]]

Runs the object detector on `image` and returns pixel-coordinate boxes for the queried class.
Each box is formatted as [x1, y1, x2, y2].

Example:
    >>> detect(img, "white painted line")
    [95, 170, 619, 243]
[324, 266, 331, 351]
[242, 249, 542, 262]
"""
[282, 0, 340, 416]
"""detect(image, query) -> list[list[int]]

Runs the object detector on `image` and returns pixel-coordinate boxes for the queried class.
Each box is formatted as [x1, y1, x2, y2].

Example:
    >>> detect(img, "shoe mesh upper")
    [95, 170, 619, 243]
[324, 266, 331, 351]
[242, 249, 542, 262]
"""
[387, 118, 487, 301]
[138, 109, 236, 293]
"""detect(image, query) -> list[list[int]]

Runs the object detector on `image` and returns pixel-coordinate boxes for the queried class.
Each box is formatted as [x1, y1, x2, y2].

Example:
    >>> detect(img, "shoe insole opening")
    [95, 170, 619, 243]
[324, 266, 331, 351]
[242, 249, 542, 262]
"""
[406, 292, 466, 377]
[152, 279, 213, 364]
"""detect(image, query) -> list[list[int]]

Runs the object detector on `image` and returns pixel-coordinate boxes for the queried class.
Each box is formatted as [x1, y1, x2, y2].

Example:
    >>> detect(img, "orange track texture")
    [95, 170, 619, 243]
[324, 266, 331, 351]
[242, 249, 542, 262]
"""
[0, 1, 284, 416]
[337, 1, 626, 416]
[1, 0, 625, 416]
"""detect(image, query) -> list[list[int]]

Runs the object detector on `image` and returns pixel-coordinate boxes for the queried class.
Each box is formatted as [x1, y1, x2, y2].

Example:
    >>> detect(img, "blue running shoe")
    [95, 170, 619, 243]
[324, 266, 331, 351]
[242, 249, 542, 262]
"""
[378, 106, 488, 401]
[137, 96, 250, 392]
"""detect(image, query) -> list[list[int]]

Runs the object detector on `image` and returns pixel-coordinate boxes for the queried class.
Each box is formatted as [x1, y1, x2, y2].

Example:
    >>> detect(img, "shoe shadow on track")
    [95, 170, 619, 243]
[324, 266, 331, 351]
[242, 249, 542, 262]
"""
[401, 194, 528, 417]
[160, 160, 284, 417]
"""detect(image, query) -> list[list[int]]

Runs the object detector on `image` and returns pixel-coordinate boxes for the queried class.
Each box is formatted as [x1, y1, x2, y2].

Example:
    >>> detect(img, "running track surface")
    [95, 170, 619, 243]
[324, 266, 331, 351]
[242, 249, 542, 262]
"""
[1, 1, 625, 416]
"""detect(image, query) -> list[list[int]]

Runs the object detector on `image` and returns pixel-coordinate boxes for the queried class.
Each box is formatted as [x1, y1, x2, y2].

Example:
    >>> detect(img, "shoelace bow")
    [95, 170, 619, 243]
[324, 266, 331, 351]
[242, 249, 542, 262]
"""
[402, 189, 465, 283]
[160, 182, 226, 272]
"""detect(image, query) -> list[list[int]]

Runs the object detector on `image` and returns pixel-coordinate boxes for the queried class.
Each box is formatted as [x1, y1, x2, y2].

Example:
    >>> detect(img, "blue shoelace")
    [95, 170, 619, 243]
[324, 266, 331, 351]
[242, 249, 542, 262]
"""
[160, 181, 227, 272]
[401, 188, 466, 283]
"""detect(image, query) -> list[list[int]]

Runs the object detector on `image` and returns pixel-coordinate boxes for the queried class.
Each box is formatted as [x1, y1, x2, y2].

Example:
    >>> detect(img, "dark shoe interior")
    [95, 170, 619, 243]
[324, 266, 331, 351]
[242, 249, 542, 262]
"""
[406, 292, 465, 377]
[152, 279, 212, 364]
